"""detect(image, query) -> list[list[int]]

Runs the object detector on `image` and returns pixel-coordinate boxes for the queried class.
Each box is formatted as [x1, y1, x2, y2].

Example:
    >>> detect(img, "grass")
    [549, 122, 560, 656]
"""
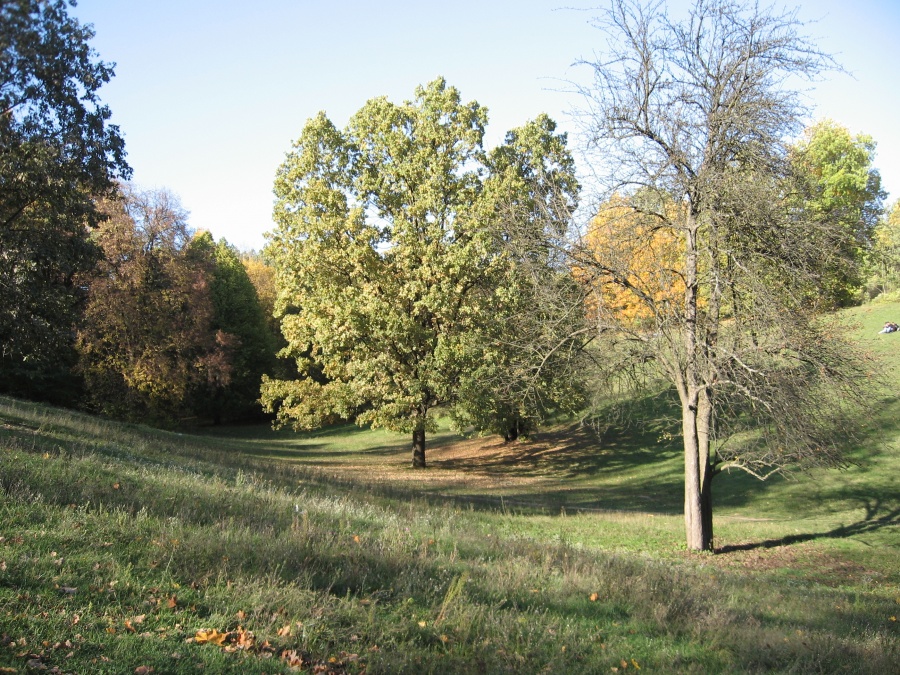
[0, 306, 898, 673]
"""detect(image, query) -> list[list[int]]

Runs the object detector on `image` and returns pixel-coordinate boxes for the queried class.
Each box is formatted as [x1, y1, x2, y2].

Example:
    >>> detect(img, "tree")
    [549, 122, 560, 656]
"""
[868, 200, 900, 299]
[0, 0, 129, 397]
[188, 232, 276, 423]
[791, 120, 885, 306]
[453, 115, 587, 440]
[262, 79, 581, 467]
[76, 186, 230, 424]
[574, 0, 872, 551]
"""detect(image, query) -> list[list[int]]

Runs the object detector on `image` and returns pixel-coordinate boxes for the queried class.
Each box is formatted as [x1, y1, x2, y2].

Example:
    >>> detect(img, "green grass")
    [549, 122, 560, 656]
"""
[1, 306, 898, 673]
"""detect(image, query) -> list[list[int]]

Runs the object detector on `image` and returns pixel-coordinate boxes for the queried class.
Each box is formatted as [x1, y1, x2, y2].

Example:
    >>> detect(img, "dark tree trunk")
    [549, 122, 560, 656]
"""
[504, 425, 519, 442]
[412, 427, 426, 468]
[700, 462, 714, 548]
[504, 416, 528, 442]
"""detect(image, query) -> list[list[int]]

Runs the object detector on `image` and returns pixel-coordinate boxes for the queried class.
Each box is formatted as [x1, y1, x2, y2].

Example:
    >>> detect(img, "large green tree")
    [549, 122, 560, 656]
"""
[574, 0, 872, 551]
[262, 79, 580, 467]
[452, 115, 587, 440]
[0, 0, 129, 397]
[791, 119, 885, 307]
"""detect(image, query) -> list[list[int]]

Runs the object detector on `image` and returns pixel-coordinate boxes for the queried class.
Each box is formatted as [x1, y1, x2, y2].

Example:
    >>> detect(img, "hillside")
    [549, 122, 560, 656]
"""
[0, 305, 898, 673]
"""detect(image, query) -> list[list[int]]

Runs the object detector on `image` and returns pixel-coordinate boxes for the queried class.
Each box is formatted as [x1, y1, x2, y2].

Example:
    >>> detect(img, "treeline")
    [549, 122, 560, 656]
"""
[0, 1, 285, 425]
[2, 0, 895, 432]
[75, 185, 283, 425]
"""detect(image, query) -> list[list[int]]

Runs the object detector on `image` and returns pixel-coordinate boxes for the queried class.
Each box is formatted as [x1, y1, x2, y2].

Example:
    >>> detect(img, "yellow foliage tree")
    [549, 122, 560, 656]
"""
[580, 194, 685, 327]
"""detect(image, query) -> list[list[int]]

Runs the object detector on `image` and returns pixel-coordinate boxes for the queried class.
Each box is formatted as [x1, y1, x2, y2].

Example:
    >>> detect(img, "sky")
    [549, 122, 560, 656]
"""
[70, 0, 900, 252]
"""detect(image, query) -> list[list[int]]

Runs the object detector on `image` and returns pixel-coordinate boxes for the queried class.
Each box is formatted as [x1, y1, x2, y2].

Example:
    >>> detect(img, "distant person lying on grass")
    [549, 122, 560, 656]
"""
[879, 321, 899, 334]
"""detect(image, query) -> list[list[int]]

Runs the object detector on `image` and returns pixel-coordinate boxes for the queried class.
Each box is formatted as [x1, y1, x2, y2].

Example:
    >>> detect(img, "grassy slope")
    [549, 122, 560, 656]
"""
[0, 306, 898, 673]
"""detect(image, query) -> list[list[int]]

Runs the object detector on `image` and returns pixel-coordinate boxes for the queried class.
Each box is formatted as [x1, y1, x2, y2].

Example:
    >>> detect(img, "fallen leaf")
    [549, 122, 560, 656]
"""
[113, 483, 120, 490]
[167, 596, 177, 609]
[236, 610, 246, 621]
[418, 620, 427, 628]
[281, 649, 304, 667]
[589, 593, 599, 602]
[234, 626, 255, 650]
[134, 667, 154, 675]
[277, 624, 292, 637]
[194, 629, 227, 646]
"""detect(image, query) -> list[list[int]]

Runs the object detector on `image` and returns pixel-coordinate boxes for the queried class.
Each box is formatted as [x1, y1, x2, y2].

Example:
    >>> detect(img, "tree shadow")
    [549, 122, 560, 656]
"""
[718, 497, 900, 553]
[435, 392, 683, 480]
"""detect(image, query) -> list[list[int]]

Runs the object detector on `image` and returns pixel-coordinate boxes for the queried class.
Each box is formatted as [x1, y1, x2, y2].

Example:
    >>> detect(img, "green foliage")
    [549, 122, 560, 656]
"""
[0, 0, 129, 397]
[792, 119, 885, 307]
[188, 233, 276, 423]
[263, 79, 582, 464]
[451, 115, 586, 440]
[868, 200, 900, 300]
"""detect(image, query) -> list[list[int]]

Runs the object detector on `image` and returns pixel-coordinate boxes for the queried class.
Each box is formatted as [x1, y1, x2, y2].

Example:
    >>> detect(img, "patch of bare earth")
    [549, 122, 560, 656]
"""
[310, 424, 601, 495]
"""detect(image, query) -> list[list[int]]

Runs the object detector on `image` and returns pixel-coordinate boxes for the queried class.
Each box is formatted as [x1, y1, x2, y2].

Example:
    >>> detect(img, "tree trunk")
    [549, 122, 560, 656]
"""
[682, 394, 714, 551]
[504, 416, 524, 442]
[412, 427, 426, 468]
[697, 389, 714, 548]
[681, 215, 714, 552]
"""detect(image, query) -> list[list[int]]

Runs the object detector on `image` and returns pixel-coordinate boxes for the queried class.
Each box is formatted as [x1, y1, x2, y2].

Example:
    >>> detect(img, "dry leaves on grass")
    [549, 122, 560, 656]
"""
[191, 627, 274, 655]
[280, 649, 357, 673]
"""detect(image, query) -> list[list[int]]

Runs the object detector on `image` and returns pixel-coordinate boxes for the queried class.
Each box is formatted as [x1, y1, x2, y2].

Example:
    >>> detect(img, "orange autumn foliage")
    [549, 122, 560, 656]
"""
[579, 195, 686, 327]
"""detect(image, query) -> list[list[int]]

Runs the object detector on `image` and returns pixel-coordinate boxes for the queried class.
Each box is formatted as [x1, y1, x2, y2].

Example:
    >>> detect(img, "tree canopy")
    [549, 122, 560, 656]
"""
[262, 78, 581, 467]
[76, 186, 230, 424]
[0, 0, 129, 397]
[791, 119, 885, 307]
[189, 232, 277, 423]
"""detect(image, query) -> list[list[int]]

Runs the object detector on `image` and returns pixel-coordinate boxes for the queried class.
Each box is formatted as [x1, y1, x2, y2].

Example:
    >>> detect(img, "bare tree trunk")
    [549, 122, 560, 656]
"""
[682, 401, 715, 550]
[681, 215, 713, 551]
[412, 427, 426, 468]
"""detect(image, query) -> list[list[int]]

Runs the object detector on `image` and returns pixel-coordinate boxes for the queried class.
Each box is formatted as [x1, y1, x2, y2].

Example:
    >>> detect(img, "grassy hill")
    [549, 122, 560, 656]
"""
[1, 305, 898, 673]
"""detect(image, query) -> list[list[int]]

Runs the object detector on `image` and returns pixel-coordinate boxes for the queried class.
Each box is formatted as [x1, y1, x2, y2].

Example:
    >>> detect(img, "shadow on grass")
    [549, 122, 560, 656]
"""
[718, 498, 900, 553]
[437, 392, 683, 478]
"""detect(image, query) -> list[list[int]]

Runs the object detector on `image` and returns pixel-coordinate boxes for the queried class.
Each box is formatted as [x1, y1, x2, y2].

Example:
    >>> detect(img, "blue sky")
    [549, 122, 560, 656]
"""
[71, 0, 900, 251]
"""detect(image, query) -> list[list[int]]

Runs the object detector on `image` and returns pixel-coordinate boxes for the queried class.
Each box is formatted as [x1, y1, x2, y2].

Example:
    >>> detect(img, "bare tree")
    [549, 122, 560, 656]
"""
[574, 0, 873, 551]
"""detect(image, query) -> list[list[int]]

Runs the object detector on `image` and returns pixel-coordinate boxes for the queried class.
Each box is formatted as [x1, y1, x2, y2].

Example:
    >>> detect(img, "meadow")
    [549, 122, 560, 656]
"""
[0, 304, 898, 673]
